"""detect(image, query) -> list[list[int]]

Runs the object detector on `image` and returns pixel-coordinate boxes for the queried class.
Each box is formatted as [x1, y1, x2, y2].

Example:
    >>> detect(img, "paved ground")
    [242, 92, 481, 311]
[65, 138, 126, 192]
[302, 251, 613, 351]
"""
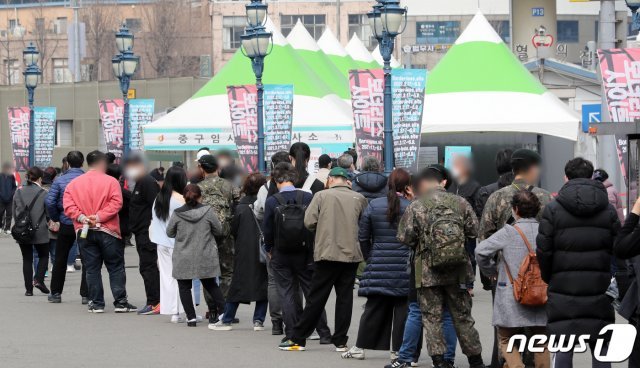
[0, 236, 607, 368]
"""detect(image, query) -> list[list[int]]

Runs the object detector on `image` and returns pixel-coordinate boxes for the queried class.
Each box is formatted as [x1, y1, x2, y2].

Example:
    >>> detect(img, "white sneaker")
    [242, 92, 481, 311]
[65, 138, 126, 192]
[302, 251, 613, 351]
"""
[208, 320, 233, 331]
[4, 230, 10, 235]
[308, 332, 320, 340]
[341, 346, 365, 360]
[171, 315, 185, 323]
[196, 315, 203, 322]
[253, 320, 265, 331]
[335, 345, 349, 353]
[390, 351, 398, 360]
[66, 265, 75, 273]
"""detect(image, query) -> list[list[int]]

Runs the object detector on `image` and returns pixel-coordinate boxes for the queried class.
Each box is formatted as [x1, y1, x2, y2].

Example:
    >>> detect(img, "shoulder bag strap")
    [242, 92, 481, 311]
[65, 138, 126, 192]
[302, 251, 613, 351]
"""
[248, 204, 264, 237]
[273, 193, 287, 206]
[295, 190, 304, 205]
[513, 224, 535, 255]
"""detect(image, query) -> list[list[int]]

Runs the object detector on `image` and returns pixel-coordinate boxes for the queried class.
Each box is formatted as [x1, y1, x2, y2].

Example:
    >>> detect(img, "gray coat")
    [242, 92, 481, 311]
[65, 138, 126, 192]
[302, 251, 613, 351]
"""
[13, 184, 49, 244]
[476, 218, 547, 328]
[166, 203, 223, 280]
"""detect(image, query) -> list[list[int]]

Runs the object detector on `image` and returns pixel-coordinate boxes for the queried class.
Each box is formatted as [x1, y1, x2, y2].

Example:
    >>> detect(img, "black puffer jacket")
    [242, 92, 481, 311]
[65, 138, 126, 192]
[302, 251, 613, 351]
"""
[357, 196, 411, 297]
[352, 172, 388, 202]
[536, 178, 620, 337]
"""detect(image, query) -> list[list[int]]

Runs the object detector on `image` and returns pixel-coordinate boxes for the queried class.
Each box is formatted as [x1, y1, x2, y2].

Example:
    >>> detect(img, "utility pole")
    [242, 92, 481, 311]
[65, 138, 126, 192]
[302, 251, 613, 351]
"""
[598, 0, 616, 50]
[336, 0, 341, 41]
[71, 0, 81, 82]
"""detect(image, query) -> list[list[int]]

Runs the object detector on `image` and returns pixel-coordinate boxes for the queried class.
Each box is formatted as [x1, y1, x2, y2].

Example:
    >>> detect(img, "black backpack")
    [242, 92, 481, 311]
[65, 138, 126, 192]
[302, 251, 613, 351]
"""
[273, 191, 308, 253]
[11, 189, 45, 244]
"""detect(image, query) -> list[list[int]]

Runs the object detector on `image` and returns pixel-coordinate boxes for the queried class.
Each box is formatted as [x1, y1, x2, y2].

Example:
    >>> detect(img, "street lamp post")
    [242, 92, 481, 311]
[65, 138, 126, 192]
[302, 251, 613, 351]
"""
[368, 0, 407, 175]
[241, 0, 272, 173]
[23, 43, 41, 168]
[112, 24, 139, 159]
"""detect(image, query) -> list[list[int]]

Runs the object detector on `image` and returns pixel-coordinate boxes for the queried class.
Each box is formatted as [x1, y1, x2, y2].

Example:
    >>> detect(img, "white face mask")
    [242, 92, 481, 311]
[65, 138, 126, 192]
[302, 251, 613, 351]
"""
[125, 167, 143, 181]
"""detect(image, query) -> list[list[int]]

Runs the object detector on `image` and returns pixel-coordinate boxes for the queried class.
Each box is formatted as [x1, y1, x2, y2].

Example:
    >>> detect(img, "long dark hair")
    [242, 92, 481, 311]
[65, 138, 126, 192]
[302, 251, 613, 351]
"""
[289, 142, 311, 187]
[387, 168, 411, 225]
[154, 166, 187, 221]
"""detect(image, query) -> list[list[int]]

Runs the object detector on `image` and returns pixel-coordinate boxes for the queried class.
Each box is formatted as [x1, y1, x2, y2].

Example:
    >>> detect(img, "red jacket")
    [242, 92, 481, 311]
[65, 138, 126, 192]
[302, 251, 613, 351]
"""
[63, 169, 123, 238]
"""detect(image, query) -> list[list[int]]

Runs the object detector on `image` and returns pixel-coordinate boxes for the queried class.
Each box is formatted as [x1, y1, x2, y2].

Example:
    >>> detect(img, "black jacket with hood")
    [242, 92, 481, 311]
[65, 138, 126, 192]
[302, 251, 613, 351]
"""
[352, 172, 388, 202]
[536, 178, 620, 338]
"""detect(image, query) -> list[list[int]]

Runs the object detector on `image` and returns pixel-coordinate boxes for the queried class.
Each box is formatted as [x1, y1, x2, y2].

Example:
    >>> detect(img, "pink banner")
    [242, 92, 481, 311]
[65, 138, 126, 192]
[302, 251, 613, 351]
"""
[227, 85, 258, 173]
[349, 69, 385, 166]
[98, 99, 124, 163]
[7, 107, 30, 172]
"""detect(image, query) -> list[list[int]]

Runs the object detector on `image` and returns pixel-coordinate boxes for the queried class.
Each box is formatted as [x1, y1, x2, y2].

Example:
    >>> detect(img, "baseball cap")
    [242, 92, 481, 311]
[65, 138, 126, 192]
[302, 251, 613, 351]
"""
[510, 149, 541, 166]
[197, 154, 218, 169]
[329, 167, 350, 179]
[195, 148, 211, 161]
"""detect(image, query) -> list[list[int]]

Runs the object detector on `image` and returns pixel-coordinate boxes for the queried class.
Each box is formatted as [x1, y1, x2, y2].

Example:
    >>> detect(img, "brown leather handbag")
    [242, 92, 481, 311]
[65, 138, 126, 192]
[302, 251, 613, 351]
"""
[503, 225, 548, 307]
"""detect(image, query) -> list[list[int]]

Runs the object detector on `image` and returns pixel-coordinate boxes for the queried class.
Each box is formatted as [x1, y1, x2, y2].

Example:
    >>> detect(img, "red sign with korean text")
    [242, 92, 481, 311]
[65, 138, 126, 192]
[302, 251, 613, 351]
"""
[98, 99, 124, 163]
[349, 69, 385, 167]
[7, 107, 30, 172]
[227, 85, 259, 173]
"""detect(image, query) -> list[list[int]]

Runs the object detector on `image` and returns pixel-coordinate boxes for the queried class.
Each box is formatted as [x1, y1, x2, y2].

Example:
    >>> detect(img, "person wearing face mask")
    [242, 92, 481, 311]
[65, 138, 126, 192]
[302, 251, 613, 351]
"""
[125, 154, 161, 315]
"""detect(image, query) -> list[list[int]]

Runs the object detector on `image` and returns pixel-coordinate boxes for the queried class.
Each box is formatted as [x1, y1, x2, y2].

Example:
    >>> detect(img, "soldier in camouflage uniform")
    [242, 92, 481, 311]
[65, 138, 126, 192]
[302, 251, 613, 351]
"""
[479, 149, 553, 241]
[397, 165, 485, 368]
[196, 155, 239, 300]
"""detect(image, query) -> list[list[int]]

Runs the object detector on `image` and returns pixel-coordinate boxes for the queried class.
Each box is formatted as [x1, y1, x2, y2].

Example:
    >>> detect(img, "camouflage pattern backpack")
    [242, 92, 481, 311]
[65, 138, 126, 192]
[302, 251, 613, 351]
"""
[420, 195, 467, 270]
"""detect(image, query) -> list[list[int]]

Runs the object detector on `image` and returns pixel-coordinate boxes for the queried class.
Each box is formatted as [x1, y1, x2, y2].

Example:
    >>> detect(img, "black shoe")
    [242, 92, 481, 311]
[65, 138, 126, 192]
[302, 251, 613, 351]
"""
[385, 359, 409, 368]
[232, 317, 240, 324]
[114, 302, 138, 313]
[33, 281, 50, 294]
[81, 297, 89, 305]
[319, 336, 332, 345]
[187, 319, 197, 327]
[25, 291, 33, 296]
[432, 355, 453, 368]
[48, 293, 61, 303]
[271, 320, 284, 335]
[468, 354, 486, 368]
[208, 311, 219, 325]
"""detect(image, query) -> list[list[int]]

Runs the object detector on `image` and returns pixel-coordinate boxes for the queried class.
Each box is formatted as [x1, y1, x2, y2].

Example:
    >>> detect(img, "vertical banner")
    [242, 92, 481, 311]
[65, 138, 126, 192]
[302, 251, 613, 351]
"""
[391, 69, 427, 173]
[98, 99, 124, 162]
[597, 48, 640, 185]
[33, 107, 57, 168]
[227, 85, 258, 173]
[7, 107, 30, 172]
[129, 99, 155, 151]
[264, 84, 294, 159]
[349, 69, 385, 166]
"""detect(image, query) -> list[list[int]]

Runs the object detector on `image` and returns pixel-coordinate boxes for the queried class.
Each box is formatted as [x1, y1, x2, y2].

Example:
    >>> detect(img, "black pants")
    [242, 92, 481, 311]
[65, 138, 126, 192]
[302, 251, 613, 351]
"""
[19, 243, 48, 292]
[135, 231, 160, 306]
[0, 200, 12, 231]
[271, 251, 331, 340]
[50, 224, 87, 297]
[292, 261, 358, 347]
[355, 295, 408, 351]
[177, 278, 224, 321]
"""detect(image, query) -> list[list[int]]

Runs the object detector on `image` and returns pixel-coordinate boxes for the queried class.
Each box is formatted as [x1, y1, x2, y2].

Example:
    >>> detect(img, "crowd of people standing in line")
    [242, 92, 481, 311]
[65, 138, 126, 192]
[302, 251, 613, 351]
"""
[7, 141, 640, 368]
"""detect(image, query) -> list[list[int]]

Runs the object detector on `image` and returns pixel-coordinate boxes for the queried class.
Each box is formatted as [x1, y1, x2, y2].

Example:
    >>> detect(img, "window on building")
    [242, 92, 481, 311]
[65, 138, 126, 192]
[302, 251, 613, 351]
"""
[223, 16, 246, 50]
[125, 18, 142, 33]
[35, 17, 45, 34]
[281, 14, 326, 40]
[489, 20, 510, 44]
[3, 59, 20, 85]
[52, 58, 73, 84]
[56, 120, 73, 147]
[348, 14, 376, 49]
[557, 20, 579, 43]
[81, 64, 93, 82]
[8, 19, 18, 32]
[55, 17, 67, 34]
[416, 21, 460, 44]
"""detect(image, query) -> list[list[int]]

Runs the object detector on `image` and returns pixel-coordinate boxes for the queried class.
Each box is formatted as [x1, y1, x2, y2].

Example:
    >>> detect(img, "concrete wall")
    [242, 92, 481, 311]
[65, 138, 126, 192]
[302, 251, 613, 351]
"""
[0, 77, 207, 169]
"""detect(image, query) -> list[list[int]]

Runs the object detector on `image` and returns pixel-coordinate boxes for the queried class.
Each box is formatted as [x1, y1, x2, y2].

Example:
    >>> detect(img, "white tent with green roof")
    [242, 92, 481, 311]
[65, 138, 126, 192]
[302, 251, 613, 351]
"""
[317, 28, 359, 77]
[422, 12, 579, 141]
[143, 19, 353, 154]
[345, 34, 380, 69]
[372, 45, 402, 68]
[286, 20, 350, 100]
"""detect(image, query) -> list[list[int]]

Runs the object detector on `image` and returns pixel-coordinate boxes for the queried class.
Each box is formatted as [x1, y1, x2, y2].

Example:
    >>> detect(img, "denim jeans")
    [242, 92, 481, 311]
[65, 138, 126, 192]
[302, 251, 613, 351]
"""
[79, 230, 128, 308]
[222, 300, 268, 323]
[397, 302, 457, 363]
[67, 242, 78, 265]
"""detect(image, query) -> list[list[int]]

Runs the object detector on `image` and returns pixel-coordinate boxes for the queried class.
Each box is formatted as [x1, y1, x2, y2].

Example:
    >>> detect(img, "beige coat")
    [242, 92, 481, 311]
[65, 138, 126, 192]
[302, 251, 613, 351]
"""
[304, 185, 368, 263]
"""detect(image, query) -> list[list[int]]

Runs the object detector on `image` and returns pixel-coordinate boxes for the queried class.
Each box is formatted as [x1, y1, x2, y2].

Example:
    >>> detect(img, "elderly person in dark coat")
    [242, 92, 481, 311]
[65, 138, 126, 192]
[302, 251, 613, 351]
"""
[537, 158, 620, 367]
[341, 168, 412, 360]
[352, 156, 388, 202]
[476, 190, 548, 368]
[212, 173, 269, 332]
[166, 184, 225, 327]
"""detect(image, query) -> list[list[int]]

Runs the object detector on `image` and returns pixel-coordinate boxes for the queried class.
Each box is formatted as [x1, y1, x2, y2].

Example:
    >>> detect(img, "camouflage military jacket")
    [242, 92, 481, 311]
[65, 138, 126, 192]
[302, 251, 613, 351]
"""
[478, 179, 553, 241]
[397, 187, 478, 288]
[198, 175, 238, 238]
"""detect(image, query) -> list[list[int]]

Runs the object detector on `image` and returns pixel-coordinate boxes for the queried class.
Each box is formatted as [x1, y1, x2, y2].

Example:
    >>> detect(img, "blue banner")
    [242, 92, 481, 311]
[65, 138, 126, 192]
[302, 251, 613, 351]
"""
[392, 69, 427, 173]
[129, 99, 155, 152]
[264, 84, 294, 160]
[33, 107, 56, 168]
